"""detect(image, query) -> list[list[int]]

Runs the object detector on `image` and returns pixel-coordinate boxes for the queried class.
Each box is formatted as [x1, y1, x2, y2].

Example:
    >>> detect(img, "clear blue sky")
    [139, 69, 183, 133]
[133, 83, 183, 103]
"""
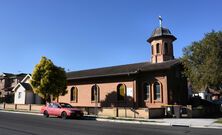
[0, 0, 221, 73]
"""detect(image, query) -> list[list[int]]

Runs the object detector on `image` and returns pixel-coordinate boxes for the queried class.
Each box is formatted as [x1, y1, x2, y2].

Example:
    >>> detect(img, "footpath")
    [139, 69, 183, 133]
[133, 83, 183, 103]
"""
[1, 110, 222, 129]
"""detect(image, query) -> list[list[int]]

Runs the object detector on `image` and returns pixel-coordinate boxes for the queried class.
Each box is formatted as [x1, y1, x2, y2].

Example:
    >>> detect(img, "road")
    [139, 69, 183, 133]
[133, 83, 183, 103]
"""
[0, 111, 221, 135]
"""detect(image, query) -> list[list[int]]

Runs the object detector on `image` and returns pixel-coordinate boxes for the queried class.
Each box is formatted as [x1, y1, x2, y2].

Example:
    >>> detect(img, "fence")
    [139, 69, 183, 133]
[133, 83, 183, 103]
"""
[0, 103, 43, 113]
[0, 103, 166, 119]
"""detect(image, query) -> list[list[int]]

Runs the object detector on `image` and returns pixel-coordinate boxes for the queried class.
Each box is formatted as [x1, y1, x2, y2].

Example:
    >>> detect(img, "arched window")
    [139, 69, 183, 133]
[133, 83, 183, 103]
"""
[164, 42, 168, 54]
[144, 83, 150, 100]
[156, 43, 160, 54]
[70, 87, 78, 102]
[91, 85, 100, 102]
[151, 45, 154, 55]
[154, 82, 161, 100]
[117, 84, 126, 101]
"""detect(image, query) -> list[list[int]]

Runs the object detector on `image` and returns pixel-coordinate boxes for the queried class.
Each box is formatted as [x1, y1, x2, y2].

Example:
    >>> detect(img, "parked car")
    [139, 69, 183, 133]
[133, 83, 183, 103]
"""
[213, 99, 222, 113]
[40, 102, 84, 119]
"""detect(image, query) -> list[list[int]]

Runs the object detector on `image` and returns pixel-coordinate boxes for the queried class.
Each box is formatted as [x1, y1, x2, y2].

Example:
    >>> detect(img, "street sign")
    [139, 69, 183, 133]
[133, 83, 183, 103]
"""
[126, 88, 133, 97]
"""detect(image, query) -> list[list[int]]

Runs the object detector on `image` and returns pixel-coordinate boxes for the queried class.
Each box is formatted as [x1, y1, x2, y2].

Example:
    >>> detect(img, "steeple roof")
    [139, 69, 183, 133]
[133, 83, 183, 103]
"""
[147, 27, 176, 43]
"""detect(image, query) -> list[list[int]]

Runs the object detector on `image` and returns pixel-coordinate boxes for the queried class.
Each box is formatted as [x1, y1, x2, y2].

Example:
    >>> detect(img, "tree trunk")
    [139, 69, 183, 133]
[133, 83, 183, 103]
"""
[45, 95, 51, 103]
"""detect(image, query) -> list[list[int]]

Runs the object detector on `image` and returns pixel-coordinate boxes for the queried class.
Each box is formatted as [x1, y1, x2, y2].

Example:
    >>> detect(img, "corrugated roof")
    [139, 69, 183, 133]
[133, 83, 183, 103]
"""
[67, 59, 180, 80]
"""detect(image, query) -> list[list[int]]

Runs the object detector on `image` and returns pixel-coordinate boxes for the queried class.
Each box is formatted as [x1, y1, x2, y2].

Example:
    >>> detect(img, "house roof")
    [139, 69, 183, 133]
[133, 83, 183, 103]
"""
[67, 59, 180, 80]
[12, 74, 33, 92]
[0, 73, 14, 78]
[0, 72, 27, 79]
[20, 83, 33, 90]
[12, 82, 33, 92]
[21, 74, 32, 83]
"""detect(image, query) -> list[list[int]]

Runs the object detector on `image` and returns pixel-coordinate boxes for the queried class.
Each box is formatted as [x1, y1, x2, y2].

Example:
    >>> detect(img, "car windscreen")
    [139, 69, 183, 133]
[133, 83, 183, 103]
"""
[60, 103, 73, 108]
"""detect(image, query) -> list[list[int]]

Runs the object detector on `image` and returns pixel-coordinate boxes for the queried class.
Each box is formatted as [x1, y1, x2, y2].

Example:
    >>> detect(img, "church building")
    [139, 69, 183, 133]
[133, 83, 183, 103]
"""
[58, 19, 188, 118]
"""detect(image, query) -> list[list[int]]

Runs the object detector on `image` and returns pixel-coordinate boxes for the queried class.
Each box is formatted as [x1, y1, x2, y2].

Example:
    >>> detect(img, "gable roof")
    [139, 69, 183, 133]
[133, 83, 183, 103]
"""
[12, 74, 33, 92]
[67, 59, 180, 80]
[12, 83, 33, 92]
[21, 74, 32, 83]
[20, 83, 33, 90]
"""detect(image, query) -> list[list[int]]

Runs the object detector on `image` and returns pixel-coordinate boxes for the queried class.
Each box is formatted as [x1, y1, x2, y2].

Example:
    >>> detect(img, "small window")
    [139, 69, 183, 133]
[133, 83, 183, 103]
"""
[18, 92, 22, 99]
[52, 103, 60, 108]
[70, 87, 78, 102]
[154, 82, 161, 100]
[117, 84, 126, 101]
[156, 43, 160, 54]
[48, 103, 53, 108]
[144, 83, 150, 100]
[164, 43, 168, 54]
[91, 85, 100, 102]
[151, 45, 154, 55]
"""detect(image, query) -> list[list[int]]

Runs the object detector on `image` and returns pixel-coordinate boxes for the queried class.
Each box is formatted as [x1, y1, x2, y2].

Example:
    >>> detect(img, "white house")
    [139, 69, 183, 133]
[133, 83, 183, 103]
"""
[13, 74, 42, 104]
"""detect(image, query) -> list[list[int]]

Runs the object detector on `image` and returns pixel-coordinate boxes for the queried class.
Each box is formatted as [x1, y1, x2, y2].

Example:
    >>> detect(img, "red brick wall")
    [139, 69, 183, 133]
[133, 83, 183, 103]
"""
[58, 81, 135, 107]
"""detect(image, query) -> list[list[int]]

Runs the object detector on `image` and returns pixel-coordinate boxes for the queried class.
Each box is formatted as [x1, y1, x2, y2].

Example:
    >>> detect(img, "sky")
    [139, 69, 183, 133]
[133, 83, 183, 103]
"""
[0, 0, 221, 73]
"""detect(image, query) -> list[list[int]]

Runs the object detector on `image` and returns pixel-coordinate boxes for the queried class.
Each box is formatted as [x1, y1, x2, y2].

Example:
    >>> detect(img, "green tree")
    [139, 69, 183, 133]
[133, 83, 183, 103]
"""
[181, 31, 222, 92]
[31, 56, 67, 102]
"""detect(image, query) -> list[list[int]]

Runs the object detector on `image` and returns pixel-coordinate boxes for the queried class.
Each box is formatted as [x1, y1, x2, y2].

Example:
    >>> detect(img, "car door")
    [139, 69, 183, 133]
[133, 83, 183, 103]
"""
[51, 103, 62, 116]
[47, 103, 54, 115]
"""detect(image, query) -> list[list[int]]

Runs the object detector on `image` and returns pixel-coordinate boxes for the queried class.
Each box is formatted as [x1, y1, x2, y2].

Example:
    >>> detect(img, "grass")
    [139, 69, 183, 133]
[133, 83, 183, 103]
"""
[215, 119, 222, 124]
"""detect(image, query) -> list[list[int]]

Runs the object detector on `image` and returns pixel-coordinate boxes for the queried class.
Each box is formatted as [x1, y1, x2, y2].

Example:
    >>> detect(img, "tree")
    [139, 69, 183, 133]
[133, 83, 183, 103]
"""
[181, 31, 222, 92]
[31, 56, 67, 102]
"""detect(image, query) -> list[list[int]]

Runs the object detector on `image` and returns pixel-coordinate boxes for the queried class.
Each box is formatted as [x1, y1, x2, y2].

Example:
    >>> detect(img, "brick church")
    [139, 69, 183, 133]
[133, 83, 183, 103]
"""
[58, 19, 188, 118]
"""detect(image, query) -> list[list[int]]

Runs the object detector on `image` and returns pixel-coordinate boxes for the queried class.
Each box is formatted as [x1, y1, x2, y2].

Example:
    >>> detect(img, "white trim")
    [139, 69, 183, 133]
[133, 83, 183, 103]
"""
[21, 74, 32, 83]
[12, 83, 23, 92]
[12, 74, 32, 92]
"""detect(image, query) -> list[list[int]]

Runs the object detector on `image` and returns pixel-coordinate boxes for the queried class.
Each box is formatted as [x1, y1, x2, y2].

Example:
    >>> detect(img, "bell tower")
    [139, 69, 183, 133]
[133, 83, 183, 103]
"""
[147, 16, 177, 63]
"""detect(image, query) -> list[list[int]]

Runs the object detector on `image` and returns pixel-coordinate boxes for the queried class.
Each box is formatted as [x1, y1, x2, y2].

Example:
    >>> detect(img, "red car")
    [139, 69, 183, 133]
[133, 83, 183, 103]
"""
[40, 102, 84, 119]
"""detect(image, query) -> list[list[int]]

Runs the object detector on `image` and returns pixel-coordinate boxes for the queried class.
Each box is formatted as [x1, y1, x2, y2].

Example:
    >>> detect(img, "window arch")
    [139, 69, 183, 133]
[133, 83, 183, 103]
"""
[156, 43, 160, 54]
[154, 82, 161, 101]
[143, 83, 150, 100]
[70, 87, 78, 102]
[117, 84, 126, 101]
[91, 85, 100, 102]
[164, 42, 168, 54]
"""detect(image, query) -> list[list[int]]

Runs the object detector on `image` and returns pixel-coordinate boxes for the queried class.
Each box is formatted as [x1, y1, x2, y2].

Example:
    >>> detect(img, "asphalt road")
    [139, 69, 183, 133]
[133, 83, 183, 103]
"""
[0, 112, 221, 135]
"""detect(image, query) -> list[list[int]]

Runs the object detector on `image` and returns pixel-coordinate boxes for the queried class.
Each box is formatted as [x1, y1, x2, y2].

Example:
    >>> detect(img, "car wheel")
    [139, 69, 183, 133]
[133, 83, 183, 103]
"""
[43, 111, 49, 118]
[61, 112, 67, 119]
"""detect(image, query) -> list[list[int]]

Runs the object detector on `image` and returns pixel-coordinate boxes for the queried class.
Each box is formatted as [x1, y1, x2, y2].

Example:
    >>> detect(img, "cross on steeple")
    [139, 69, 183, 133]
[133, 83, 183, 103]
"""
[159, 16, 162, 27]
